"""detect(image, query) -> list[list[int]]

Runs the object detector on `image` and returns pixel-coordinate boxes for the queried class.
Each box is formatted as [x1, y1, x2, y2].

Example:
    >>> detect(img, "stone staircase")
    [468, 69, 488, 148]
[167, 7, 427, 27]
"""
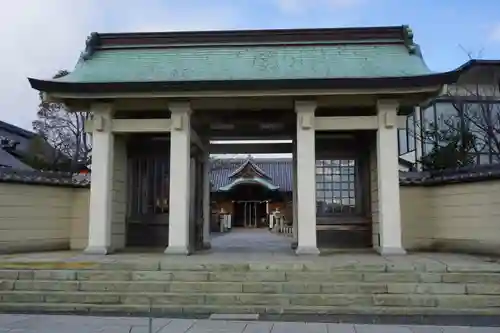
[1, 258, 500, 316]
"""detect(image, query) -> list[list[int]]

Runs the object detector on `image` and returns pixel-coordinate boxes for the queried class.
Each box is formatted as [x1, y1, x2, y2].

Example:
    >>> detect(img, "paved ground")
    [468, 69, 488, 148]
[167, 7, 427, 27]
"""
[1, 237, 499, 269]
[210, 229, 293, 254]
[0, 314, 499, 332]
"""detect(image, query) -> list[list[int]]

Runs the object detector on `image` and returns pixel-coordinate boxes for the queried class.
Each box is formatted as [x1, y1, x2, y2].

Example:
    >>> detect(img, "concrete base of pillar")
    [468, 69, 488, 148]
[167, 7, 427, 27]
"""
[295, 246, 320, 255]
[164, 246, 191, 255]
[84, 246, 111, 255]
[378, 247, 407, 256]
[202, 242, 212, 250]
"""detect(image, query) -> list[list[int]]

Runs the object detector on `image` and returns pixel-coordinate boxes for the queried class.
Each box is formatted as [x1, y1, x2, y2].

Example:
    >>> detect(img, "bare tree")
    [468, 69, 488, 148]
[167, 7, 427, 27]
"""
[32, 70, 92, 171]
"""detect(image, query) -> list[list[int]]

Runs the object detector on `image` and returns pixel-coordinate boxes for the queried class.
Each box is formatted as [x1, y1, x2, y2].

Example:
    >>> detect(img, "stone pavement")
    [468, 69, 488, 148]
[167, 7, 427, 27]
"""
[210, 229, 293, 254]
[0, 314, 499, 332]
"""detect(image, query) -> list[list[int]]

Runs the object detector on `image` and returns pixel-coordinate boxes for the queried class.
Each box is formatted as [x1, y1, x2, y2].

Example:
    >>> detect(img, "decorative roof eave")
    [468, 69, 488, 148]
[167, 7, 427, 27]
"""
[229, 158, 270, 179]
[28, 74, 452, 95]
[218, 176, 279, 192]
[80, 32, 101, 61]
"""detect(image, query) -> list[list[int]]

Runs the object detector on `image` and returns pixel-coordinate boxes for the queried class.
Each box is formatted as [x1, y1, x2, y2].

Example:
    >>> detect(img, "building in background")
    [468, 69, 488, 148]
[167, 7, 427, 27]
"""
[0, 120, 89, 172]
[399, 60, 500, 170]
[0, 120, 50, 170]
[210, 157, 292, 229]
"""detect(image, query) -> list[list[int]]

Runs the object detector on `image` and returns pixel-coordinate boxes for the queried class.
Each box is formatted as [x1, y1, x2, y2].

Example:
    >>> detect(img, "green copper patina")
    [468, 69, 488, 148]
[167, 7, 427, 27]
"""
[56, 26, 433, 83]
[57, 44, 431, 83]
[219, 177, 279, 191]
[30, 26, 459, 93]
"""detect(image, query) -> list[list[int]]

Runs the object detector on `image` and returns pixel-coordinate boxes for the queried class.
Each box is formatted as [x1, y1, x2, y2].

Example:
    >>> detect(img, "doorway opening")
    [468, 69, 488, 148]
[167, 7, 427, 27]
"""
[233, 201, 267, 228]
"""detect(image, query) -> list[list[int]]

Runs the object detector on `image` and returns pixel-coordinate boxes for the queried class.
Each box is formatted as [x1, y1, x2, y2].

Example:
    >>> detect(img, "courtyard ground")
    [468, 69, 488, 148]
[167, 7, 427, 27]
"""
[0, 314, 499, 332]
[210, 229, 293, 254]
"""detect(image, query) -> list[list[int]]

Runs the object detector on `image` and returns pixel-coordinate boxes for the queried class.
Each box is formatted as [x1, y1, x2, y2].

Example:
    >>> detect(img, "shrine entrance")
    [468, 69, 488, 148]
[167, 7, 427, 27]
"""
[28, 27, 451, 256]
[234, 201, 267, 228]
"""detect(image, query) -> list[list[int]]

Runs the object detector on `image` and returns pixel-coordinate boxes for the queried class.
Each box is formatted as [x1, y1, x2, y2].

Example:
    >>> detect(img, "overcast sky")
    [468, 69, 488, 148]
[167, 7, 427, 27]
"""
[1, 0, 500, 131]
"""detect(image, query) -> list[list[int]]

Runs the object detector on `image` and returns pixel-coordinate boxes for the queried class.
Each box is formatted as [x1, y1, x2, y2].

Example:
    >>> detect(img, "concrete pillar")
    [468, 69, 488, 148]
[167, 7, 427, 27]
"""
[165, 102, 192, 255]
[202, 149, 211, 249]
[291, 138, 298, 249]
[376, 100, 406, 255]
[295, 100, 319, 255]
[85, 103, 114, 255]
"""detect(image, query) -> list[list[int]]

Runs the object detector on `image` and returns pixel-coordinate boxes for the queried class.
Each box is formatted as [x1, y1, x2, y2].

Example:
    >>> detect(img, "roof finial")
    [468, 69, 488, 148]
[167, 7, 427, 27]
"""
[80, 32, 100, 61]
[402, 25, 417, 54]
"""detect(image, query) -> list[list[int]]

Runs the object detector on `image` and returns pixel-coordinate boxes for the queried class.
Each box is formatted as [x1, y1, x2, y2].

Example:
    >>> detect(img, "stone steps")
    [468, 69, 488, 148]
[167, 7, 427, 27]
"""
[2, 290, 500, 306]
[1, 302, 499, 316]
[0, 262, 500, 315]
[3, 269, 500, 283]
[3, 280, 500, 295]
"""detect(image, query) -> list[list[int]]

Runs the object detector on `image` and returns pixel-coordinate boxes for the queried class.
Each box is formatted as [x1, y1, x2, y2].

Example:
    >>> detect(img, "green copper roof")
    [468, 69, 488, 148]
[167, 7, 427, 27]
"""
[219, 176, 279, 191]
[55, 44, 432, 84]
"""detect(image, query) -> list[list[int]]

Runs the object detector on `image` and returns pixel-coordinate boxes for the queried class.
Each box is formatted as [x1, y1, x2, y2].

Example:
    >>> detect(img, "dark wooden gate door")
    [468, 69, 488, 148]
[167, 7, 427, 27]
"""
[126, 138, 170, 247]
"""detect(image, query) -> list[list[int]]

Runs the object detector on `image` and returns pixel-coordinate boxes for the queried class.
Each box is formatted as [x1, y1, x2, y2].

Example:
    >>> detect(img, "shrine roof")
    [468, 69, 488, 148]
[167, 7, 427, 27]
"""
[211, 158, 291, 192]
[28, 26, 460, 94]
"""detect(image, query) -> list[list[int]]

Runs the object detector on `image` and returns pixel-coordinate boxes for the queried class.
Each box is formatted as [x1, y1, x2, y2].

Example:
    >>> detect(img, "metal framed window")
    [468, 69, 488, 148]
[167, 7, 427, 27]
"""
[398, 109, 418, 169]
[415, 99, 500, 168]
[398, 113, 416, 155]
[315, 159, 356, 216]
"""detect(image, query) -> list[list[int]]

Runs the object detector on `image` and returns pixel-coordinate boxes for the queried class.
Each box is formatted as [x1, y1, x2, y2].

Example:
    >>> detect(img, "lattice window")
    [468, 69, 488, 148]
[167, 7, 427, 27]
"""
[315, 159, 356, 216]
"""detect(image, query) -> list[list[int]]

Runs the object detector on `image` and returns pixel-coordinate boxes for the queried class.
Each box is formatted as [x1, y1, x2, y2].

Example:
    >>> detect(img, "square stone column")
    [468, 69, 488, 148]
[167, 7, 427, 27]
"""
[295, 100, 319, 255]
[376, 100, 406, 255]
[202, 149, 212, 249]
[85, 103, 114, 255]
[165, 102, 192, 255]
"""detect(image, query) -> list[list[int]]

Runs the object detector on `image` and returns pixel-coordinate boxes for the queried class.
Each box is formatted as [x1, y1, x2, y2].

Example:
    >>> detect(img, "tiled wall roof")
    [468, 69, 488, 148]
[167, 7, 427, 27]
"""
[399, 164, 500, 186]
[0, 168, 90, 188]
[1, 159, 499, 189]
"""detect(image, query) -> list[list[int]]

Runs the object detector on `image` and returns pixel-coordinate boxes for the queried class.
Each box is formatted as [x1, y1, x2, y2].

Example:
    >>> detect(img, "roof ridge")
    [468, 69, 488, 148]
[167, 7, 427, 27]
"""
[79, 26, 412, 58]
[228, 157, 270, 179]
[0, 120, 36, 139]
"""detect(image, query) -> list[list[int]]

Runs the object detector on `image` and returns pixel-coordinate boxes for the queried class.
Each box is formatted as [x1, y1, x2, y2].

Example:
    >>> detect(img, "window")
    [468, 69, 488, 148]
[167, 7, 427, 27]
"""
[421, 105, 436, 155]
[435, 102, 461, 146]
[316, 159, 356, 216]
[412, 99, 500, 168]
[398, 128, 408, 155]
[398, 112, 417, 156]
[463, 101, 496, 164]
[407, 114, 416, 152]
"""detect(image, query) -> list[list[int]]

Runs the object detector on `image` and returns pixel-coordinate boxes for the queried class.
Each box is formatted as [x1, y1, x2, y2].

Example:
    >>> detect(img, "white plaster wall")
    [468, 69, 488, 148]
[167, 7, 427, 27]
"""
[401, 180, 500, 255]
[0, 183, 89, 253]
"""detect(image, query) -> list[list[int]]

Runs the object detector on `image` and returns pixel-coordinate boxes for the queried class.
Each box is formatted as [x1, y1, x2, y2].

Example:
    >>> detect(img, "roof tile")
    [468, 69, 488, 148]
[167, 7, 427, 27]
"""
[58, 44, 432, 84]
[211, 158, 292, 192]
